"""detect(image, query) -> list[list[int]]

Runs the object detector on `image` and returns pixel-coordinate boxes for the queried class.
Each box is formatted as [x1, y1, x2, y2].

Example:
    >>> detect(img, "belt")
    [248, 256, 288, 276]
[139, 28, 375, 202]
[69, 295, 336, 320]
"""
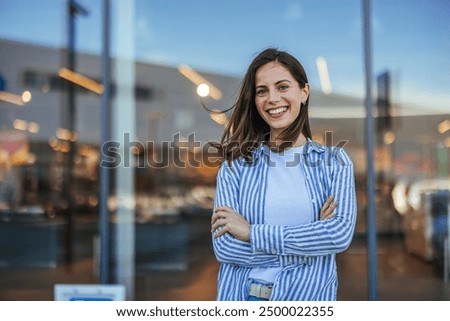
[249, 283, 272, 300]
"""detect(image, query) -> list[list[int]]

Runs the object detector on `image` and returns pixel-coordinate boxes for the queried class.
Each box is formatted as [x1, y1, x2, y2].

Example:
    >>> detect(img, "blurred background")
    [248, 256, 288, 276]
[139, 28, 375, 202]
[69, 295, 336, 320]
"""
[0, 0, 449, 300]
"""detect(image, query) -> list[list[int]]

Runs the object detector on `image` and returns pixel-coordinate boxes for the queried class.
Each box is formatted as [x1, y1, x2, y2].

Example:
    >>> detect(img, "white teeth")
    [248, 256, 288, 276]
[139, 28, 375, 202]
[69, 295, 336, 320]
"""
[268, 107, 287, 115]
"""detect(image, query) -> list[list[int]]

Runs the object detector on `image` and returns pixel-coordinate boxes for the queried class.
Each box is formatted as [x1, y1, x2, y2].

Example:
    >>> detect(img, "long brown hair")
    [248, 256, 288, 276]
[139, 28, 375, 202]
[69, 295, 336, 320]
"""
[216, 48, 312, 164]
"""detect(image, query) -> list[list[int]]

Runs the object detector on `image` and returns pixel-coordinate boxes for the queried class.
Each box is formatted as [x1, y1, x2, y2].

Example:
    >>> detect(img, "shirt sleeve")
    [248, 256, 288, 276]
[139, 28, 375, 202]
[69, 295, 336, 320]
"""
[250, 148, 357, 256]
[212, 160, 281, 267]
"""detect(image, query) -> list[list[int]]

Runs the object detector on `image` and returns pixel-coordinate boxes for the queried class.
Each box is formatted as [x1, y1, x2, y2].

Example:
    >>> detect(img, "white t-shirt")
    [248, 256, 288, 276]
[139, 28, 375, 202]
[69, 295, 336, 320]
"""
[249, 145, 314, 284]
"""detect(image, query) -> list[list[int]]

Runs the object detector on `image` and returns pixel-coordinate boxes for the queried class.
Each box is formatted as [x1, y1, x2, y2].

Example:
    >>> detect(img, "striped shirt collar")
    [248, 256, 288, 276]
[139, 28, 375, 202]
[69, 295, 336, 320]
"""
[252, 138, 325, 162]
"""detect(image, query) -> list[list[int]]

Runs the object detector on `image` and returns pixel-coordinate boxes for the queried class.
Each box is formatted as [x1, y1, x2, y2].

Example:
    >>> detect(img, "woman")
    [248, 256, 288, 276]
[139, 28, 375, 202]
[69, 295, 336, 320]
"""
[211, 48, 357, 301]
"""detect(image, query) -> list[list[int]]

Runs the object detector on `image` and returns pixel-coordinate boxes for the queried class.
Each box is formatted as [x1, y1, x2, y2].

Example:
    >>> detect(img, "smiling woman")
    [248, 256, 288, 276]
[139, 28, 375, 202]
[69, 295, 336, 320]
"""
[211, 48, 357, 301]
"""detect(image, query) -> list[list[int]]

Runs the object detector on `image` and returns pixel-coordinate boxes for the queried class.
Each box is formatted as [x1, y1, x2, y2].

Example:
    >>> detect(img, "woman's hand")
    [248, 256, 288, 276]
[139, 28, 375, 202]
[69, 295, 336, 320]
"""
[320, 195, 338, 220]
[211, 206, 251, 242]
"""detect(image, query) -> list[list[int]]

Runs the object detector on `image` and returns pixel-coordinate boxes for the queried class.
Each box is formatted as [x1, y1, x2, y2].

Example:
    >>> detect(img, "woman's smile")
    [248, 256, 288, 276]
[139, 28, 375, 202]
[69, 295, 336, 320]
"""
[267, 106, 288, 116]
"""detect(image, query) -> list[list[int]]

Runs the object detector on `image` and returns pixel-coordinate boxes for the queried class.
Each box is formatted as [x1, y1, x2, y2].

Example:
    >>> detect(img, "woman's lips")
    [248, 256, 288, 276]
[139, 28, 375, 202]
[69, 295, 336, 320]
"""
[267, 106, 288, 117]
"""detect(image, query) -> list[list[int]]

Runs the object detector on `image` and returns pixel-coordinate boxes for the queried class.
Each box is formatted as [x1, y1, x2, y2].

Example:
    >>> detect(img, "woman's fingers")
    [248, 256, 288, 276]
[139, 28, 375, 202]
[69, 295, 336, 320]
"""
[211, 215, 226, 232]
[211, 206, 230, 224]
[321, 207, 336, 220]
[321, 195, 334, 210]
[211, 206, 232, 232]
[320, 195, 337, 220]
[211, 206, 250, 241]
[212, 222, 230, 238]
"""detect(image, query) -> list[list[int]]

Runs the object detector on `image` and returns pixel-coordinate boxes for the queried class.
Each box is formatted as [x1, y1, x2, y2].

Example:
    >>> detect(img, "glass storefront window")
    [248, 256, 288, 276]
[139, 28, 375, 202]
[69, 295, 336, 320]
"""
[0, 0, 448, 300]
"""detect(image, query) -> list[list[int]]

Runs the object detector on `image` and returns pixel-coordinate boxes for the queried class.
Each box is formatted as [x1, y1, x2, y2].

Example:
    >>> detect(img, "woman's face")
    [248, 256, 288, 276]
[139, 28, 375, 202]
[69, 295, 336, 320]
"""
[254, 61, 309, 139]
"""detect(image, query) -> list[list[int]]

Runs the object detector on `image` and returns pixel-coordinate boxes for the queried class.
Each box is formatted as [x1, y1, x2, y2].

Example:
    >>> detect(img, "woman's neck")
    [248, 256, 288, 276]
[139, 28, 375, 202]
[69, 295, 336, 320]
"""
[269, 132, 307, 148]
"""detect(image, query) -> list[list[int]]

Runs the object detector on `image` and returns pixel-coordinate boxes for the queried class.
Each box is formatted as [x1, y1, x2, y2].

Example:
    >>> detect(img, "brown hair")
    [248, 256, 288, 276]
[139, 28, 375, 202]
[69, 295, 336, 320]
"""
[215, 48, 312, 164]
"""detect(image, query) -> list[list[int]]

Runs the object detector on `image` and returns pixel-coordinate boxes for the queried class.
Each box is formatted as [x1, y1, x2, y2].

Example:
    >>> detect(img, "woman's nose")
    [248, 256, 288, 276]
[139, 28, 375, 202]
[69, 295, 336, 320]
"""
[268, 91, 281, 103]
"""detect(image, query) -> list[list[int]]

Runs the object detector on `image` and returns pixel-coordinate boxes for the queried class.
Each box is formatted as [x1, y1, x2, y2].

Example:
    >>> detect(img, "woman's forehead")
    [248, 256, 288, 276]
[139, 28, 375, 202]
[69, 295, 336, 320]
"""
[255, 62, 294, 84]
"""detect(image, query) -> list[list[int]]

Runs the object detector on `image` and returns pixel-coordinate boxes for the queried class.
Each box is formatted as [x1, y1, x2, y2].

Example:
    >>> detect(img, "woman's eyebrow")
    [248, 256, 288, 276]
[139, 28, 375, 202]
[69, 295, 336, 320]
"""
[256, 79, 292, 88]
[275, 79, 292, 85]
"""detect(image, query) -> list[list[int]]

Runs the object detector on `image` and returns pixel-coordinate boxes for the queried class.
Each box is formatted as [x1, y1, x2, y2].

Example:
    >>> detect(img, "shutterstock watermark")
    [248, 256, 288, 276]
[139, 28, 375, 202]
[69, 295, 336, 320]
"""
[100, 131, 349, 169]
[100, 132, 221, 169]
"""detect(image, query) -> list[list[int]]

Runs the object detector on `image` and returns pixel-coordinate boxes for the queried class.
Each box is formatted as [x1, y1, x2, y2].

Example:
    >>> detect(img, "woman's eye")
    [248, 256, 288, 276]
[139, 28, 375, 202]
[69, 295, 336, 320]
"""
[256, 89, 267, 96]
[278, 85, 289, 91]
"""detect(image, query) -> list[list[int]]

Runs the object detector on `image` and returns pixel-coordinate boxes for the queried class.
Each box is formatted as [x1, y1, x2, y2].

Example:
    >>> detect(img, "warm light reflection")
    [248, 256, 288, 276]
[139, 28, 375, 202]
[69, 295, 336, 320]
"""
[392, 180, 409, 215]
[56, 128, 77, 141]
[59, 141, 71, 153]
[49, 140, 71, 153]
[196, 83, 210, 97]
[56, 128, 71, 140]
[12, 119, 40, 134]
[178, 64, 222, 100]
[21, 90, 32, 103]
[407, 178, 450, 212]
[131, 145, 141, 155]
[383, 131, 396, 145]
[58, 68, 104, 94]
[316, 56, 332, 95]
[0, 91, 25, 106]
[88, 195, 99, 207]
[27, 122, 40, 133]
[210, 109, 229, 125]
[27, 153, 37, 164]
[13, 119, 28, 131]
[438, 119, 450, 134]
[48, 137, 58, 148]
[78, 145, 98, 158]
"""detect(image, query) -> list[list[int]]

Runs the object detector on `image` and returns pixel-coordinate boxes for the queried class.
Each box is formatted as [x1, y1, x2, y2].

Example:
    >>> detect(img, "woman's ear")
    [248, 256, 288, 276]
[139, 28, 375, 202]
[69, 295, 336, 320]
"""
[301, 83, 310, 104]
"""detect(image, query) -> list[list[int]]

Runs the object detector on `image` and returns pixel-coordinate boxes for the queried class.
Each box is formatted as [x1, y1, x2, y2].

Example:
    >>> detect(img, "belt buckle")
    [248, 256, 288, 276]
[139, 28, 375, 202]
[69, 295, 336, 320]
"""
[250, 283, 272, 299]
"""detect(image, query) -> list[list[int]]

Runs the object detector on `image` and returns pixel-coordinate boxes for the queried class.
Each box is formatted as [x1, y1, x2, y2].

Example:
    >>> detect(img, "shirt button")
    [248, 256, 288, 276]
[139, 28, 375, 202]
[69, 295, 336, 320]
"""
[272, 250, 277, 254]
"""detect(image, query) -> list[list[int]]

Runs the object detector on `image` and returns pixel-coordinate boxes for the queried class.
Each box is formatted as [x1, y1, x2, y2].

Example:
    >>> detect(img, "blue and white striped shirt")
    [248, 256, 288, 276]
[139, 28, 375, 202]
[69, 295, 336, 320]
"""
[212, 140, 357, 301]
